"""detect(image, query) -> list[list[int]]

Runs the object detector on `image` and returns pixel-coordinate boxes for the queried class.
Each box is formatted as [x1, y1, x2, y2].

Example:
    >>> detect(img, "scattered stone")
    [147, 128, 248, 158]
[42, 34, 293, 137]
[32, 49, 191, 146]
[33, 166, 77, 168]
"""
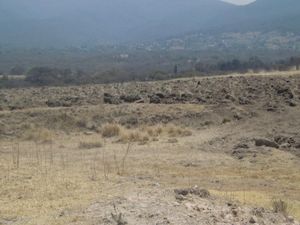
[274, 135, 295, 145]
[255, 138, 279, 148]
[174, 187, 210, 198]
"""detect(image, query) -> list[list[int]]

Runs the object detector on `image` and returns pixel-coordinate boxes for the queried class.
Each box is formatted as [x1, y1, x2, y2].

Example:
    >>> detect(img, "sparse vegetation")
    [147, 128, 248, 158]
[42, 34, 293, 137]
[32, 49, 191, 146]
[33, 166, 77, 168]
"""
[78, 141, 103, 149]
[0, 74, 300, 224]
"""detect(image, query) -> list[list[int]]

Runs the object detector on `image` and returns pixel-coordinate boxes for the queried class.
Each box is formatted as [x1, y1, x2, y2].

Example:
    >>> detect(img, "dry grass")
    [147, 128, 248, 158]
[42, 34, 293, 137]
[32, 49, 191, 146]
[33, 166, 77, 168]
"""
[100, 123, 192, 143]
[78, 141, 103, 149]
[164, 124, 192, 137]
[1, 123, 300, 224]
[23, 127, 54, 143]
[119, 130, 149, 143]
[101, 123, 121, 138]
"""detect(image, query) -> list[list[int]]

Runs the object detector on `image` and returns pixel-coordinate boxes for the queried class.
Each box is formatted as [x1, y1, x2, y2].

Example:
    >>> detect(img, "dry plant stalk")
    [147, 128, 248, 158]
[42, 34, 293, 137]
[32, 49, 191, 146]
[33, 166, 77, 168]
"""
[102, 148, 108, 180]
[11, 143, 20, 169]
[121, 142, 132, 175]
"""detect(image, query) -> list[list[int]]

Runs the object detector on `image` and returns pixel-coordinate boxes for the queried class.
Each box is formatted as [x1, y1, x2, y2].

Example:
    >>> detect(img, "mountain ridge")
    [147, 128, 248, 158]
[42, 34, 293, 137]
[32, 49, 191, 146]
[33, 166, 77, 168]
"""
[0, 0, 299, 47]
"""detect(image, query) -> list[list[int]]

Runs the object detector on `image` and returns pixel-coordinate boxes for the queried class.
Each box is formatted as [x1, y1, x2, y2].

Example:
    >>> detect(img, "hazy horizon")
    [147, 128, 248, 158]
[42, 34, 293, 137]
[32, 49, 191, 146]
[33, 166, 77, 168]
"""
[222, 0, 256, 5]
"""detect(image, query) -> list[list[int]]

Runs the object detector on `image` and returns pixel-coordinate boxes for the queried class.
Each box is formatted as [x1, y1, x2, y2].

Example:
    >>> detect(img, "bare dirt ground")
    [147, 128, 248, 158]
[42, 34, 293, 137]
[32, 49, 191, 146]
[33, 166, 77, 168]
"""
[0, 72, 300, 225]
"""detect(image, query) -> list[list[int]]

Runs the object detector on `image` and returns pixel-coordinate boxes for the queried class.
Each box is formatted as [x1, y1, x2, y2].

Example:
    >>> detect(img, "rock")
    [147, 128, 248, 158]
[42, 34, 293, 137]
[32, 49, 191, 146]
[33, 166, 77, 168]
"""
[252, 208, 265, 217]
[287, 100, 297, 107]
[239, 97, 251, 105]
[225, 214, 233, 221]
[234, 143, 249, 149]
[255, 138, 279, 148]
[231, 208, 238, 217]
[185, 202, 195, 211]
[287, 216, 294, 223]
[149, 95, 161, 104]
[86, 122, 97, 131]
[233, 112, 243, 120]
[276, 87, 294, 99]
[46, 100, 61, 107]
[249, 216, 257, 223]
[225, 94, 236, 102]
[281, 143, 292, 150]
[174, 187, 210, 198]
[174, 189, 189, 196]
[274, 135, 295, 145]
[265, 102, 279, 112]
[191, 188, 210, 198]
[120, 95, 141, 103]
[135, 99, 145, 104]
[155, 93, 165, 98]
[103, 93, 121, 104]
[175, 194, 186, 201]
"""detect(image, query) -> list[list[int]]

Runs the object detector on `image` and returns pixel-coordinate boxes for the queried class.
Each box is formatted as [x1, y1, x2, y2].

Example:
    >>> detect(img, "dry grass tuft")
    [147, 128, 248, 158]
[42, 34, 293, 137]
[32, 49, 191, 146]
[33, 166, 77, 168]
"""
[101, 123, 121, 138]
[120, 130, 149, 143]
[272, 199, 288, 215]
[145, 125, 163, 137]
[99, 123, 192, 143]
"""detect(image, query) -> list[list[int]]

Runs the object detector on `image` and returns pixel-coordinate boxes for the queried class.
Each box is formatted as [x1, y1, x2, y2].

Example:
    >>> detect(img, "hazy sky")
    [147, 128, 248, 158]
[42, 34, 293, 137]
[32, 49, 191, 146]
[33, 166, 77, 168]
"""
[222, 0, 256, 5]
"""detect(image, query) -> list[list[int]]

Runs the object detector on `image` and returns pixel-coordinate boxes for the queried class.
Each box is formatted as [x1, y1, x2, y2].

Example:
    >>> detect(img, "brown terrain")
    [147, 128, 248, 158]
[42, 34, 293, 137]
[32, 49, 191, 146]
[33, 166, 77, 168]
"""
[0, 71, 300, 225]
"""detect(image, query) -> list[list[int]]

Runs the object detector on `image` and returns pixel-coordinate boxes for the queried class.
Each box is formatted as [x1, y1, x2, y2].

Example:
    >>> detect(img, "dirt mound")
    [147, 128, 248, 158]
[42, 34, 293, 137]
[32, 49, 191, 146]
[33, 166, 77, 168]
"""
[70, 187, 299, 225]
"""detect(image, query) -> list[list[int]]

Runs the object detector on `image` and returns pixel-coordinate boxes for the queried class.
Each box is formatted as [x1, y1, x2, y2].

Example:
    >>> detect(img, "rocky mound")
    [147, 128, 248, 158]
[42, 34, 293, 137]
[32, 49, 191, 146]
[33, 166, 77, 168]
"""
[0, 74, 299, 111]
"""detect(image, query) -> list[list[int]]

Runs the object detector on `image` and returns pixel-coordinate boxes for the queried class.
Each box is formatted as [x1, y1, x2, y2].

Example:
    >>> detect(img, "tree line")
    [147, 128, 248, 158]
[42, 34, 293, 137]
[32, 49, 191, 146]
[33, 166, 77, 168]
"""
[1, 56, 299, 89]
[194, 56, 300, 74]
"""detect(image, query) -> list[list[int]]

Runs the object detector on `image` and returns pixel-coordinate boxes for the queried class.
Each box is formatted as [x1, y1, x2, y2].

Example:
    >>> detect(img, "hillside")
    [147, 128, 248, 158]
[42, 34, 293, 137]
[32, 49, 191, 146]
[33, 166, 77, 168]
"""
[1, 0, 299, 47]
[223, 0, 300, 32]
[0, 72, 300, 224]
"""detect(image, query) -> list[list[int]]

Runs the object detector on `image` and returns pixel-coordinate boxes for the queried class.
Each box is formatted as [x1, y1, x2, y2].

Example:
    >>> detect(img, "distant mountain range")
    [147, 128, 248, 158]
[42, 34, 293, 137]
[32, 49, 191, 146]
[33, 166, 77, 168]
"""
[0, 0, 299, 47]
